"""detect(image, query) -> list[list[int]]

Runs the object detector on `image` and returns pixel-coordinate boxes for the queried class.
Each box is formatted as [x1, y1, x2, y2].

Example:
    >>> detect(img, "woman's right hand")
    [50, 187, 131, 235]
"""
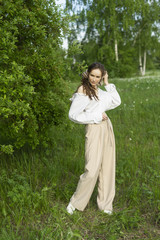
[103, 71, 109, 85]
[102, 112, 108, 121]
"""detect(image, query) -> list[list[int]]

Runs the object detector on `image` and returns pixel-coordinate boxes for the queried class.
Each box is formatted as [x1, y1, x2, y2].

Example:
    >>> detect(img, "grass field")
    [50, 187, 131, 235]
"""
[0, 72, 160, 239]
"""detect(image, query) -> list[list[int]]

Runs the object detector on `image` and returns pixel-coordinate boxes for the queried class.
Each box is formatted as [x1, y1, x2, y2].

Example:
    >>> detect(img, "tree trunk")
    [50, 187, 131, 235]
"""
[115, 39, 118, 62]
[139, 46, 143, 75]
[142, 49, 146, 76]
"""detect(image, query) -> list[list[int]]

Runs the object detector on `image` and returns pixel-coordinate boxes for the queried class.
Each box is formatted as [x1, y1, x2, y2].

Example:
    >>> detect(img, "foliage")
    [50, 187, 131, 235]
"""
[65, 0, 160, 77]
[0, 0, 81, 153]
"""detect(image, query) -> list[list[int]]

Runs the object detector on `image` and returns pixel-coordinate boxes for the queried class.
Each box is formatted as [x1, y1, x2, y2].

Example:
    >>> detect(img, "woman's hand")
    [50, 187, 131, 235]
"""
[102, 112, 108, 121]
[103, 71, 109, 85]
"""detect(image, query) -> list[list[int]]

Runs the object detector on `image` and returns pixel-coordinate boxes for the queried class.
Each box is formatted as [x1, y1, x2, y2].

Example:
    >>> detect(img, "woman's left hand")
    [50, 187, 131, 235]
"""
[103, 71, 109, 85]
[102, 112, 108, 121]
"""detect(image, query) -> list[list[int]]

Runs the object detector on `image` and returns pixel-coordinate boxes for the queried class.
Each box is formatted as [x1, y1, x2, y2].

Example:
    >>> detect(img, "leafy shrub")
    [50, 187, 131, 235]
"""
[0, 0, 78, 153]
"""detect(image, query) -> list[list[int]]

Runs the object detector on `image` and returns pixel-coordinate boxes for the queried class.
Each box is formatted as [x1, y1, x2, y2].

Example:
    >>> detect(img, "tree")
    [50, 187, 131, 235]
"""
[132, 0, 160, 75]
[65, 0, 160, 77]
[0, 0, 72, 154]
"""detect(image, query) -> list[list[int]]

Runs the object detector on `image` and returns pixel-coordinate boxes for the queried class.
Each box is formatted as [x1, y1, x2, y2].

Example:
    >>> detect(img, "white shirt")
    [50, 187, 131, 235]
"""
[69, 83, 121, 124]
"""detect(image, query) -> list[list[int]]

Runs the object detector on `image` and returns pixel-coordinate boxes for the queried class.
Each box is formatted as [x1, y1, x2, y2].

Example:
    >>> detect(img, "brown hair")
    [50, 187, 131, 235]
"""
[77, 62, 106, 100]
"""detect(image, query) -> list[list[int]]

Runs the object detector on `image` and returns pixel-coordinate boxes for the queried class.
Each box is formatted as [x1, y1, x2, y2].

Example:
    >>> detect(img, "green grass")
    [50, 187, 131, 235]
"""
[0, 73, 160, 239]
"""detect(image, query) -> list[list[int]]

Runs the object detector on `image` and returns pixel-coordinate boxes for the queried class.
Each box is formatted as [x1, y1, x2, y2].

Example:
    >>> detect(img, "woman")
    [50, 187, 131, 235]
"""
[66, 62, 121, 215]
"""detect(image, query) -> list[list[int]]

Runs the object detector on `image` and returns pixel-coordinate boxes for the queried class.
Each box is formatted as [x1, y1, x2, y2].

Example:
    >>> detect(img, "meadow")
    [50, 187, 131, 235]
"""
[0, 72, 160, 240]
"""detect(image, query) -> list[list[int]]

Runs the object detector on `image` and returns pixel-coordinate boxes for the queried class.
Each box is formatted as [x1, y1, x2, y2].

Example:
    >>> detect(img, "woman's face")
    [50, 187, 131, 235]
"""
[88, 69, 102, 87]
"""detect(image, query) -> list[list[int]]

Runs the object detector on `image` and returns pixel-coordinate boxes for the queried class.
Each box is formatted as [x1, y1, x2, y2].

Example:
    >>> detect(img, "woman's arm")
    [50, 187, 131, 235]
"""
[100, 84, 121, 111]
[104, 84, 121, 110]
[103, 72, 121, 110]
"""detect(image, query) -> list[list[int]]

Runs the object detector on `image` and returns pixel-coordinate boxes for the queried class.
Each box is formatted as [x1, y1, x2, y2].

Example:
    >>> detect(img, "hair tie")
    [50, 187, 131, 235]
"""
[82, 70, 88, 79]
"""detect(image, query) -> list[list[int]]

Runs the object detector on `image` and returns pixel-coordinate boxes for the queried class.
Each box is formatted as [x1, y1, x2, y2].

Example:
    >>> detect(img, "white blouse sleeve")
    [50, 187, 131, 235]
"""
[69, 93, 102, 124]
[103, 84, 121, 111]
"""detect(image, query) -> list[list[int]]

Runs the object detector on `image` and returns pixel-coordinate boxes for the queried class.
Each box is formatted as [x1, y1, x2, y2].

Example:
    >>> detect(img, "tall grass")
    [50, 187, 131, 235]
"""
[0, 74, 160, 239]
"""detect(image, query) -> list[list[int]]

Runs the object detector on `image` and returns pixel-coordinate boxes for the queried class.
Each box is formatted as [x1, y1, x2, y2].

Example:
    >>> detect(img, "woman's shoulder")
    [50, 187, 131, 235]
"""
[77, 85, 86, 95]
[70, 85, 87, 102]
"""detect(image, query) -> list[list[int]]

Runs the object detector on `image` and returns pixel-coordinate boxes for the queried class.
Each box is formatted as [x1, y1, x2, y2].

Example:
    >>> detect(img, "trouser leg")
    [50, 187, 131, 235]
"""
[70, 123, 105, 211]
[97, 119, 116, 211]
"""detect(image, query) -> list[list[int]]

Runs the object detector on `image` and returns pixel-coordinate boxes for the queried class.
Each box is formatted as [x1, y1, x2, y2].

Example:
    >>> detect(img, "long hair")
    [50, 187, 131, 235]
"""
[77, 62, 106, 100]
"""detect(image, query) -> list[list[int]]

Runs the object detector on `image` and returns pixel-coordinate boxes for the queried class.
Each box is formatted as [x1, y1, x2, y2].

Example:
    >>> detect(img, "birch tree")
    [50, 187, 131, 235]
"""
[65, 0, 138, 76]
[132, 0, 160, 76]
[65, 0, 160, 77]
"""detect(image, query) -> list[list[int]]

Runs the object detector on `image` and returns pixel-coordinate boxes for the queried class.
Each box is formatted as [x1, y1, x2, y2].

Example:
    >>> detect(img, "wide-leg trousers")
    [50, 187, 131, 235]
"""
[70, 117, 116, 211]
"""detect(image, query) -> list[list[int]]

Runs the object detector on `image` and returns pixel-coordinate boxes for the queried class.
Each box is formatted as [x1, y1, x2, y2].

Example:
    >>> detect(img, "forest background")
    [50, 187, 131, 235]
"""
[0, 0, 160, 239]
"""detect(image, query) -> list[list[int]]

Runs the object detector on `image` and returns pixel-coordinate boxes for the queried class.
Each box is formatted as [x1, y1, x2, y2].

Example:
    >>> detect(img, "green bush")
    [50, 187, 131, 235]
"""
[0, 0, 78, 153]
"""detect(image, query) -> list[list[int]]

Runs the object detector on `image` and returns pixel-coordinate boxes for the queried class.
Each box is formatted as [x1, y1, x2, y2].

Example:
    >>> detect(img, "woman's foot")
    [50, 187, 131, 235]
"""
[66, 202, 75, 215]
[104, 210, 112, 215]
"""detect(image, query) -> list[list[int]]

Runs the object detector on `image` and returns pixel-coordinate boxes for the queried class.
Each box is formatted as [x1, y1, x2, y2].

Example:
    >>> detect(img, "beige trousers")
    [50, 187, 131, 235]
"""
[70, 118, 116, 211]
